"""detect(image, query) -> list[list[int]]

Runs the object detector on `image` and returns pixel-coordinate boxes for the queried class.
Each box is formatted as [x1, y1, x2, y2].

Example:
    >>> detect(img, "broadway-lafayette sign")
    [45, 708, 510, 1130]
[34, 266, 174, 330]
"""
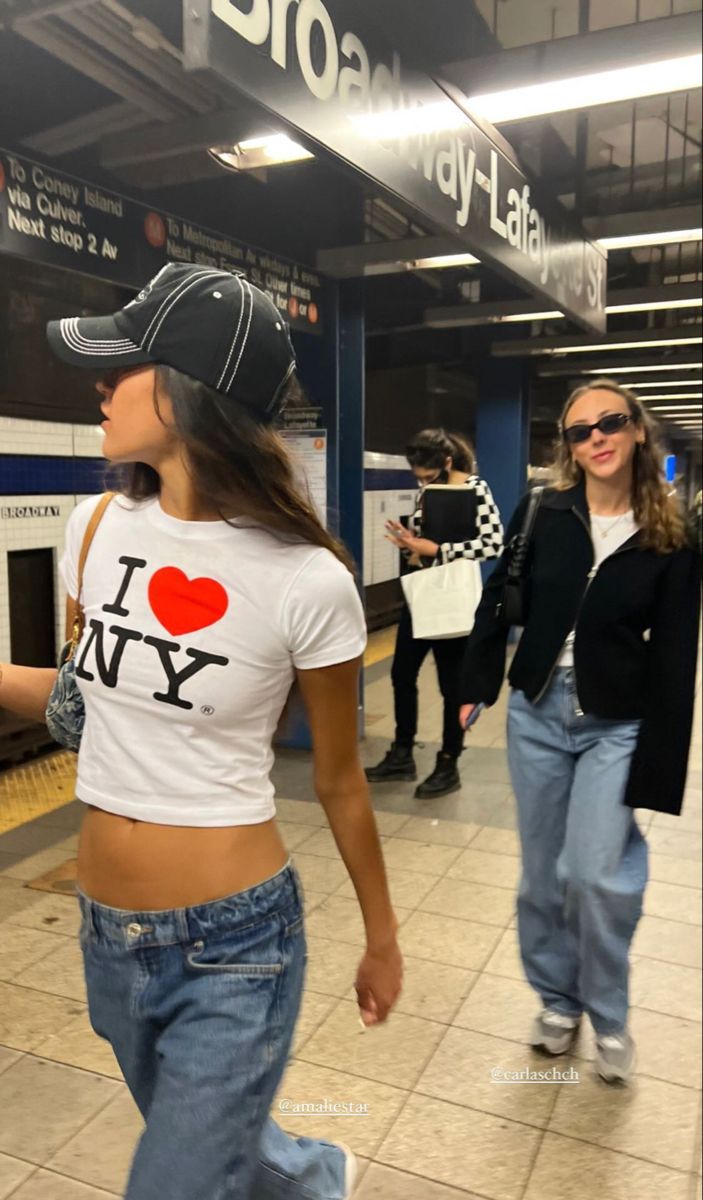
[0, 149, 324, 334]
[185, 0, 607, 333]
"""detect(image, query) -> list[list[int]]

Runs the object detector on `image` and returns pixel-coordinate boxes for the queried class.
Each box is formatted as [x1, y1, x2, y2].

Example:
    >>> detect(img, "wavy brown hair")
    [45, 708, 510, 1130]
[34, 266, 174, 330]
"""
[115, 366, 354, 572]
[551, 379, 687, 554]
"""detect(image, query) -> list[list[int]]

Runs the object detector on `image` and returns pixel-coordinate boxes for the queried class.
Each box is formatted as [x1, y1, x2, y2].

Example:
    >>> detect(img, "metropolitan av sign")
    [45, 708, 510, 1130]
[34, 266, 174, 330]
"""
[185, 0, 607, 333]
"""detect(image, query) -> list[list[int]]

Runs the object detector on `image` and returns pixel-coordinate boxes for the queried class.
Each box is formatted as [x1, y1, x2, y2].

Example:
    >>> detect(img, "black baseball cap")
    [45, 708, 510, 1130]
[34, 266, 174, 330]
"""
[47, 262, 297, 421]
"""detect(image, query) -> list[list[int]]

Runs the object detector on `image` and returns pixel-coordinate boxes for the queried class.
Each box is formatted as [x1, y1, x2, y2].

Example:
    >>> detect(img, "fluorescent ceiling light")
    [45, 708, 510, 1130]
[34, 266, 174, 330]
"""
[352, 100, 468, 140]
[209, 135, 314, 171]
[583, 363, 703, 374]
[410, 253, 480, 270]
[625, 379, 702, 388]
[599, 228, 702, 250]
[354, 102, 468, 139]
[500, 310, 564, 323]
[465, 54, 702, 124]
[541, 336, 702, 356]
[606, 297, 703, 314]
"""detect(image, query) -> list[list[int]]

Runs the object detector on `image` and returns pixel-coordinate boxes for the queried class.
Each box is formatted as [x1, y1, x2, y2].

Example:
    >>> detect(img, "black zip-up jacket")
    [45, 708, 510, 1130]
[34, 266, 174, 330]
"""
[461, 480, 701, 815]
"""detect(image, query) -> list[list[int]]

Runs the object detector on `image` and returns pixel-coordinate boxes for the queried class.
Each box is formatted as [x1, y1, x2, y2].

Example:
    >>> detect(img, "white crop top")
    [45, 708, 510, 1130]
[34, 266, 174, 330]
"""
[59, 494, 367, 827]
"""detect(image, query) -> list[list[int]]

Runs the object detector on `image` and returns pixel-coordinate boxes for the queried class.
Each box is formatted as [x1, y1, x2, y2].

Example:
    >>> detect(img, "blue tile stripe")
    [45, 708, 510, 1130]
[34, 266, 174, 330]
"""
[0, 458, 412, 497]
[0, 455, 106, 496]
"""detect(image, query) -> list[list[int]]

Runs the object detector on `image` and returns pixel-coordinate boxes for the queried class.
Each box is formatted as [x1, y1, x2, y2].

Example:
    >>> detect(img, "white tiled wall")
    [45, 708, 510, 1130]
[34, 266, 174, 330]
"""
[0, 416, 103, 458]
[0, 494, 89, 661]
[363, 488, 416, 586]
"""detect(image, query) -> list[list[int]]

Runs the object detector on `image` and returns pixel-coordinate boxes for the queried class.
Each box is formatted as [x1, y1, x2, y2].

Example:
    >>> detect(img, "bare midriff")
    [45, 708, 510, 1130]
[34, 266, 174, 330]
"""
[77, 806, 289, 911]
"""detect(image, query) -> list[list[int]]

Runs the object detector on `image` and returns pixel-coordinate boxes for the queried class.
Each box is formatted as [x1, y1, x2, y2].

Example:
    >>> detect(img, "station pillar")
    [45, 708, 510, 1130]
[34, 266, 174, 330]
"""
[475, 355, 530, 539]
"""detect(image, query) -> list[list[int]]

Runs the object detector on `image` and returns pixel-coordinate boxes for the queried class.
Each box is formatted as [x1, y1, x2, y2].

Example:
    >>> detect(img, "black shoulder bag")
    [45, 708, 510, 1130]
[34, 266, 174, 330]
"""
[497, 486, 544, 627]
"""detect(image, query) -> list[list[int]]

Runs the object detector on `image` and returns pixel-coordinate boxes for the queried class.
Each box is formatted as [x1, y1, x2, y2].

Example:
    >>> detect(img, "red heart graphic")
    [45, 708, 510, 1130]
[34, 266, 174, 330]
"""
[148, 568, 229, 636]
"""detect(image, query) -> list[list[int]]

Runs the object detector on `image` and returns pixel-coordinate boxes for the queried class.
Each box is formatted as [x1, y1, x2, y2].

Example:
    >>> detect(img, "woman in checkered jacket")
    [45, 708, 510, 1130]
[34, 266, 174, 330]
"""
[366, 429, 503, 799]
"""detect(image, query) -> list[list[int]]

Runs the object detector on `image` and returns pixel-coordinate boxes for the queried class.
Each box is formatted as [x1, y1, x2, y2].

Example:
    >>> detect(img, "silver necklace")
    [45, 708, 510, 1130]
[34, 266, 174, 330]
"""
[591, 510, 631, 540]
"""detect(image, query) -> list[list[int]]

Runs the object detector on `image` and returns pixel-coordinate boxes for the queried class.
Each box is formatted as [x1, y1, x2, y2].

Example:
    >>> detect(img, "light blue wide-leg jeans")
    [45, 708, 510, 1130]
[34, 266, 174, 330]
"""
[507, 668, 648, 1035]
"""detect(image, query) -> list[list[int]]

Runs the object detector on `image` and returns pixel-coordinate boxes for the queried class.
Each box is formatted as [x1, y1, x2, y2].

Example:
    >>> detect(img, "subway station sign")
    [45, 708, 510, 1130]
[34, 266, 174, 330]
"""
[185, 0, 607, 333]
[0, 149, 324, 334]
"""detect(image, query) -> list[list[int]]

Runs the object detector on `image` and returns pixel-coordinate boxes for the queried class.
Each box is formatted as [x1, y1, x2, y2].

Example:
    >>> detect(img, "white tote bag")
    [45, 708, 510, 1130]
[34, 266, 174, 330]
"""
[401, 559, 483, 640]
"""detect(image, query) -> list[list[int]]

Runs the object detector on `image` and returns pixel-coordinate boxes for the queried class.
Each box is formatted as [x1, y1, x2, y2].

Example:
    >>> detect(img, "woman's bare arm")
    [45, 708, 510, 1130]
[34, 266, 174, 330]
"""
[0, 596, 73, 722]
[295, 657, 402, 1023]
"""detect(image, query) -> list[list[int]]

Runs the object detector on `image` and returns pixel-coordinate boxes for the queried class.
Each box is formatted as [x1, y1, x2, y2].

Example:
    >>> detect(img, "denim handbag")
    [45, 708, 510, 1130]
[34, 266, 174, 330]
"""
[45, 493, 115, 752]
[497, 486, 543, 628]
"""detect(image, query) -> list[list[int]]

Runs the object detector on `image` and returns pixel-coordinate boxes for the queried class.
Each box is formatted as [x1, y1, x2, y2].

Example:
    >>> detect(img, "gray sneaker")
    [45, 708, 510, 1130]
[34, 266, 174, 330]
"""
[531, 1009, 581, 1055]
[595, 1030, 636, 1084]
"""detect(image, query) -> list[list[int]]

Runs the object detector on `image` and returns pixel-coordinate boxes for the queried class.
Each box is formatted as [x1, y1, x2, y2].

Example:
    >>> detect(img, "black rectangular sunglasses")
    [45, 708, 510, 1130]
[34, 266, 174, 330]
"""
[563, 413, 634, 445]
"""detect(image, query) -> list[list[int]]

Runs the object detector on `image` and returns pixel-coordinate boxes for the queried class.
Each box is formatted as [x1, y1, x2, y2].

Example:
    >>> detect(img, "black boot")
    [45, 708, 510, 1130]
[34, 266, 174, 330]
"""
[415, 752, 461, 799]
[365, 742, 417, 783]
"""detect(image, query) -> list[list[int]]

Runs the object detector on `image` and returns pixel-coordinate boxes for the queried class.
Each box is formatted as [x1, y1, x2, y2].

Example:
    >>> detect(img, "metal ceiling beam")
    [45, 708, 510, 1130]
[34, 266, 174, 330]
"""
[100, 108, 267, 169]
[58, 5, 215, 116]
[23, 101, 147, 156]
[425, 283, 703, 329]
[13, 15, 182, 121]
[317, 236, 472, 279]
[442, 13, 702, 102]
[491, 324, 703, 357]
[584, 205, 702, 241]
[0, 0, 94, 23]
[115, 152, 226, 190]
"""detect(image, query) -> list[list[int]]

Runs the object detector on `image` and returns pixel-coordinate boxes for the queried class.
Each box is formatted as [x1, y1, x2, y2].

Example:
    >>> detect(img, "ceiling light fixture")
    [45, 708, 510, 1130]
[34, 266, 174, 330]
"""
[465, 54, 702, 124]
[499, 310, 565, 323]
[649, 401, 703, 408]
[582, 363, 703, 375]
[539, 336, 702, 356]
[606, 297, 703, 314]
[410, 253, 480, 270]
[598, 228, 702, 250]
[623, 380, 702, 388]
[638, 400, 700, 410]
[209, 134, 314, 171]
[351, 100, 469, 140]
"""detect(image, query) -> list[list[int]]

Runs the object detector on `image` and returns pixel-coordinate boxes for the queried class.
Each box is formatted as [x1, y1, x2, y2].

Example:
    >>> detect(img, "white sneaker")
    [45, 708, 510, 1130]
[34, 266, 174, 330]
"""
[336, 1142, 358, 1197]
[596, 1030, 636, 1084]
[531, 1008, 581, 1055]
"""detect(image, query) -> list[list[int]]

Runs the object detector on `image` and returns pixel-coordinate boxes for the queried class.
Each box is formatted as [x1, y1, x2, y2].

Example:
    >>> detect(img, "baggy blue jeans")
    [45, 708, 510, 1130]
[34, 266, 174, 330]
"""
[507, 669, 648, 1035]
[78, 863, 348, 1199]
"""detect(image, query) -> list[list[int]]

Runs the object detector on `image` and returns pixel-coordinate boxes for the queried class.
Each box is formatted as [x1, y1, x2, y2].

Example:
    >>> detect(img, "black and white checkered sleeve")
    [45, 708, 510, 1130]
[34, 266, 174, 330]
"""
[437, 478, 504, 564]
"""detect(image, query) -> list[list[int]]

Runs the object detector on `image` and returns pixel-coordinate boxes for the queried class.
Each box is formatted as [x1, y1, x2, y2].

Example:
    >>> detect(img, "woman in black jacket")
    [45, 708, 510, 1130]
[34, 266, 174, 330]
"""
[460, 380, 700, 1084]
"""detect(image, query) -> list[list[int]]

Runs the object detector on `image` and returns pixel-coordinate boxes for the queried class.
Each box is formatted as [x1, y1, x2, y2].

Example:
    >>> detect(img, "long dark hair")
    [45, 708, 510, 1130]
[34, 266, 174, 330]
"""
[406, 428, 477, 475]
[115, 366, 354, 571]
[552, 379, 687, 554]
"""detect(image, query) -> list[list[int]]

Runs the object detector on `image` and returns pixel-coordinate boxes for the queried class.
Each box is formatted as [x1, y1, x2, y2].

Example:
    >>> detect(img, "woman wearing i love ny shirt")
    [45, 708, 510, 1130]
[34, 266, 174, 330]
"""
[0, 264, 401, 1200]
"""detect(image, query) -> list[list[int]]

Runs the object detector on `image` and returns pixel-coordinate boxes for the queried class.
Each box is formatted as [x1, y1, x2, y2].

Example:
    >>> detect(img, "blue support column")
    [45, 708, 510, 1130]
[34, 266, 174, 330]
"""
[476, 356, 530, 542]
[338, 279, 366, 738]
[338, 279, 365, 571]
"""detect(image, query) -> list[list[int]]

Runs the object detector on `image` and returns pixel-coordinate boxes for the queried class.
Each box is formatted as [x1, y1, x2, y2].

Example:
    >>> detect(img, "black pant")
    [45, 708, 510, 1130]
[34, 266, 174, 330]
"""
[391, 604, 467, 759]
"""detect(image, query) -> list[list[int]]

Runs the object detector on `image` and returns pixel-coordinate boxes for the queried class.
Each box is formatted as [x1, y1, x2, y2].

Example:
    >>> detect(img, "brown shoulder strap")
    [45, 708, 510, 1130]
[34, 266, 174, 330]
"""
[76, 492, 116, 603]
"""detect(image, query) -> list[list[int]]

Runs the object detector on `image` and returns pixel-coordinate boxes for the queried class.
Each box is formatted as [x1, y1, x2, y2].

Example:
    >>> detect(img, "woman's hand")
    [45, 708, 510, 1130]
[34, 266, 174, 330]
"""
[385, 521, 438, 559]
[355, 936, 404, 1026]
[459, 703, 480, 730]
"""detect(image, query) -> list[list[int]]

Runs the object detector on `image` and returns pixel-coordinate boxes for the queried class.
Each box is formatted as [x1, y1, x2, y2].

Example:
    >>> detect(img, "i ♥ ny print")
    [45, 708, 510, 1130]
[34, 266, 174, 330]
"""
[76, 555, 230, 710]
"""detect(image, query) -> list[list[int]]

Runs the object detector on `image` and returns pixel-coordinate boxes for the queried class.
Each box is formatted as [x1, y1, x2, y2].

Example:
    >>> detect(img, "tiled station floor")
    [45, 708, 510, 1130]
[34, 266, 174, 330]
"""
[0, 634, 701, 1199]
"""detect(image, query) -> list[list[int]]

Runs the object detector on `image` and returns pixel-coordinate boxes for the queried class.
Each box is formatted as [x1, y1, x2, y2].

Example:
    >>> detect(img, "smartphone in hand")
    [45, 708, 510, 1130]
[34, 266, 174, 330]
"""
[463, 703, 485, 730]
